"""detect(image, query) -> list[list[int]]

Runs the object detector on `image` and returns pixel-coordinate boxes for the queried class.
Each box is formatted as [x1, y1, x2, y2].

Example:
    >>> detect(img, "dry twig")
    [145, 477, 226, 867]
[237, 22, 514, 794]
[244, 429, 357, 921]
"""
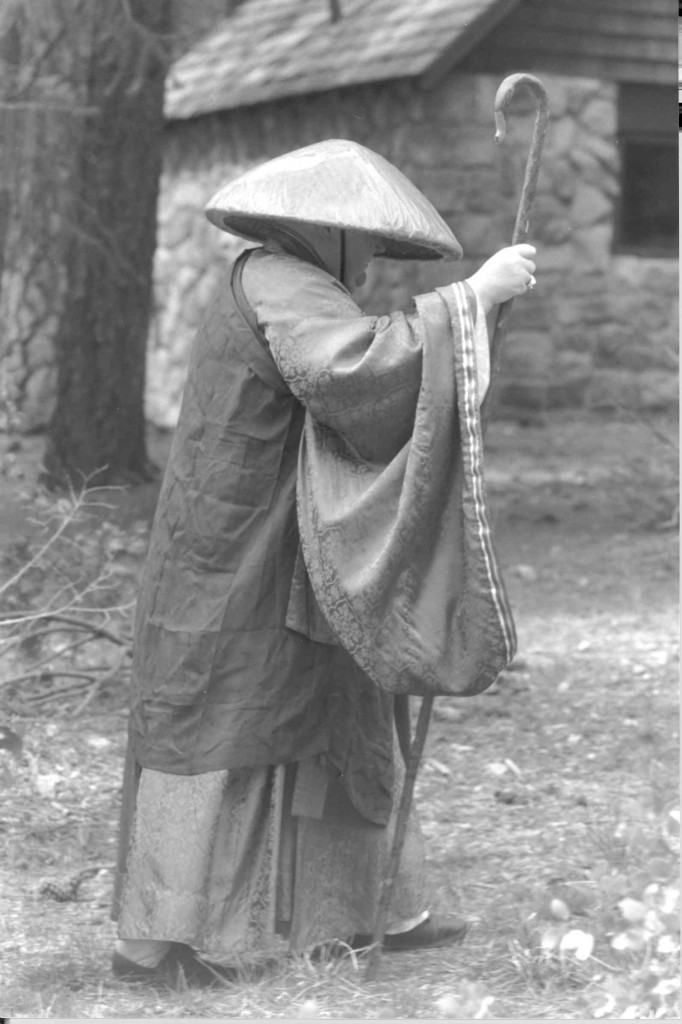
[0, 480, 138, 712]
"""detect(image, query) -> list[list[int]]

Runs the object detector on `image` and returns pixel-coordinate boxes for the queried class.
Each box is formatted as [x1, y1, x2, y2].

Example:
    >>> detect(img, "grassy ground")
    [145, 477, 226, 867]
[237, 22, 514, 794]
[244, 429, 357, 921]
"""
[0, 411, 678, 1019]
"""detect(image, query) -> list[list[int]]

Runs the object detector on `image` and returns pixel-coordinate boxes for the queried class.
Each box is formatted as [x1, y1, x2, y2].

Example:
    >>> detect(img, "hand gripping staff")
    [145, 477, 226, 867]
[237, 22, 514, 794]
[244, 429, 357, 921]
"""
[364, 72, 550, 983]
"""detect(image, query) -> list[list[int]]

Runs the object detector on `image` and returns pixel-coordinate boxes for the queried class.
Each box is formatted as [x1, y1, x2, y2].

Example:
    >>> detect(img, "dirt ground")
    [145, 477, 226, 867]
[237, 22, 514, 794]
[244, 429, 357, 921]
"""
[0, 411, 678, 1019]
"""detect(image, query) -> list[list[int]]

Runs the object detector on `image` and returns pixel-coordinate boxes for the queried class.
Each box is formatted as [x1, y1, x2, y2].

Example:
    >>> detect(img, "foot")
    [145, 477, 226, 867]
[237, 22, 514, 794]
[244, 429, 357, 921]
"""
[112, 951, 162, 983]
[383, 913, 469, 951]
[351, 913, 469, 953]
[112, 943, 238, 988]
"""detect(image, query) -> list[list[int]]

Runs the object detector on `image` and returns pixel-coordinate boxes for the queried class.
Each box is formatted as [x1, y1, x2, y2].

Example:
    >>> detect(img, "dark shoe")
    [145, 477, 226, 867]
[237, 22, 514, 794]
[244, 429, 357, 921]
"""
[112, 943, 238, 989]
[351, 914, 469, 953]
[383, 914, 469, 951]
[170, 944, 239, 987]
[112, 951, 163, 983]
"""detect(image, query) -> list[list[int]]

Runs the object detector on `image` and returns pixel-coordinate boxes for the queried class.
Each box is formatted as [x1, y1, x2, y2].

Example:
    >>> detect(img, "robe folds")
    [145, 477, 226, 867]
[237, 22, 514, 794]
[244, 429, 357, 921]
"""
[125, 246, 515, 829]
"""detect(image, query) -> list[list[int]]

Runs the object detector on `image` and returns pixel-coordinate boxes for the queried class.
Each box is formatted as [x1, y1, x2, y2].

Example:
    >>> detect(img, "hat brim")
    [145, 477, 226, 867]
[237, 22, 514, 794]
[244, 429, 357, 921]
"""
[205, 140, 463, 262]
[208, 212, 461, 262]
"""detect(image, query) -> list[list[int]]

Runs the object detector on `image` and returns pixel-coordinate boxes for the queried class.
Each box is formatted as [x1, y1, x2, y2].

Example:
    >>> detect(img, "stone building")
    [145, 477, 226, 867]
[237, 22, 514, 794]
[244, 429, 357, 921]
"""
[10, 0, 679, 430]
[148, 0, 677, 427]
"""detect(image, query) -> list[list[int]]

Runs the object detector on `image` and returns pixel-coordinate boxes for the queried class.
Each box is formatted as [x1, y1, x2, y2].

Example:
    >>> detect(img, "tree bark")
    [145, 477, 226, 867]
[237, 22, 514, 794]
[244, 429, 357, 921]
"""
[37, 0, 172, 486]
[0, 0, 77, 433]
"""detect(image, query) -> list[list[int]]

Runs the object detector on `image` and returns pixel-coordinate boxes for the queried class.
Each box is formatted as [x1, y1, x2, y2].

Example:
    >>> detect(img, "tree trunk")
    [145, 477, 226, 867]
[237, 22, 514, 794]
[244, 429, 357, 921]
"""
[0, 1, 79, 434]
[36, 0, 172, 486]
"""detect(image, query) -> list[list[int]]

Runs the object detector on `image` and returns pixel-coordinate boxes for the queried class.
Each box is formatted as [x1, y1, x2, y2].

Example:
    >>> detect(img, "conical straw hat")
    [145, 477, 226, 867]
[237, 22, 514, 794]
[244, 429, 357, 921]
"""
[205, 139, 462, 261]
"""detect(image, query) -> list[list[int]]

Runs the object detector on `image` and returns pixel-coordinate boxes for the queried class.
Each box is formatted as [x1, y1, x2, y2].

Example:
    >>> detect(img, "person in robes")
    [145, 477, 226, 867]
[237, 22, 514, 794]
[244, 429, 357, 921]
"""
[111, 139, 537, 986]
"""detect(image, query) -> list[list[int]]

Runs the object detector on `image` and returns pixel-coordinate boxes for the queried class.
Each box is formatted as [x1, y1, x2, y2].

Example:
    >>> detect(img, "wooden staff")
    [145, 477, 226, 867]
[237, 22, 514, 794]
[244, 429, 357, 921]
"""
[482, 72, 550, 425]
[364, 72, 550, 983]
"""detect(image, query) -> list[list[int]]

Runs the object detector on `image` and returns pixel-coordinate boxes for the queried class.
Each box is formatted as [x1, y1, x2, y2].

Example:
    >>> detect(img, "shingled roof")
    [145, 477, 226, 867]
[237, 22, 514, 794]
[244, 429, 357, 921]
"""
[166, 0, 521, 120]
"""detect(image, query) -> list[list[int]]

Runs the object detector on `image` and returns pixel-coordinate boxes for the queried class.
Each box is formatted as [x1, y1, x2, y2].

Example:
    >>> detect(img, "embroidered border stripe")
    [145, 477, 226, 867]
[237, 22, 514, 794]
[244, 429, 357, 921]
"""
[451, 283, 516, 661]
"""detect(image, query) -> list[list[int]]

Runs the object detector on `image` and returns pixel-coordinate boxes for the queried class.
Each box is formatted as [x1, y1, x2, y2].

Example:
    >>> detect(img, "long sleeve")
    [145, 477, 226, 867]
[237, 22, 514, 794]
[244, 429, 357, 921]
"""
[293, 282, 516, 698]
[242, 249, 426, 463]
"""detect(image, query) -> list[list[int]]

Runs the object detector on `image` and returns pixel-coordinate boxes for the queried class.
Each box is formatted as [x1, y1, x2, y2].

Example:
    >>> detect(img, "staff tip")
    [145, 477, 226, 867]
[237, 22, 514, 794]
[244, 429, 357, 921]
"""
[494, 111, 507, 142]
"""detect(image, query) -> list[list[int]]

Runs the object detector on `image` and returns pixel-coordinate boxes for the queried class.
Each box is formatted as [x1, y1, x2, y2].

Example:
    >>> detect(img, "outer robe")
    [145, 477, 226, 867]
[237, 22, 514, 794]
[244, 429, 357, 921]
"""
[126, 245, 515, 828]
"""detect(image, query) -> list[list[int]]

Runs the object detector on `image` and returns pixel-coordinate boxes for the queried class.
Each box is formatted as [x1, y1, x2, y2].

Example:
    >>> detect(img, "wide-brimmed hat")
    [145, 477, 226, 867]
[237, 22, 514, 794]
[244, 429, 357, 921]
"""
[205, 139, 462, 261]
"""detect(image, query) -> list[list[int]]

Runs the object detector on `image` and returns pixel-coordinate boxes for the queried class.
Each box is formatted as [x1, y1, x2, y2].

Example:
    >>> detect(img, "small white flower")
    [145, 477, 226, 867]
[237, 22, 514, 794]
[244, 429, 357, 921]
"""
[299, 998, 319, 1018]
[550, 897, 570, 921]
[618, 897, 646, 923]
[593, 993, 616, 1018]
[660, 885, 680, 915]
[612, 929, 647, 952]
[560, 929, 594, 961]
[656, 934, 679, 955]
[434, 993, 459, 1016]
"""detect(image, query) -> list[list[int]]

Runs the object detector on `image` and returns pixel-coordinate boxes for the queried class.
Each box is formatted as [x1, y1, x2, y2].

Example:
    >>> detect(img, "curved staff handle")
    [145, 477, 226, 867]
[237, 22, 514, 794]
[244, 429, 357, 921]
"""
[482, 72, 550, 426]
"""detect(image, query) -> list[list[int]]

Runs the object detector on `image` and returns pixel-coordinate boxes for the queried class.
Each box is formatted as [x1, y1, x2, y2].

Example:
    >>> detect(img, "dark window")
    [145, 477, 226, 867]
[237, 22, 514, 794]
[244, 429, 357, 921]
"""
[615, 84, 678, 256]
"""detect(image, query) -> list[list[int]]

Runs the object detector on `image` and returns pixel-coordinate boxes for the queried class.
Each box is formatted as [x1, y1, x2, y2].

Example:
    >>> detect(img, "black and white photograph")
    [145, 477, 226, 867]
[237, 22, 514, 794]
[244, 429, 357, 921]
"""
[0, 0, 678, 1019]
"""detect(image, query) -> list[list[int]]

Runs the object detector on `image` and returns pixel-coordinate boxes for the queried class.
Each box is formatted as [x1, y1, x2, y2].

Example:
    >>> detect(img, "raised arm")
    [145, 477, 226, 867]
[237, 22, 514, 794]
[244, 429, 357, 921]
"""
[242, 250, 431, 463]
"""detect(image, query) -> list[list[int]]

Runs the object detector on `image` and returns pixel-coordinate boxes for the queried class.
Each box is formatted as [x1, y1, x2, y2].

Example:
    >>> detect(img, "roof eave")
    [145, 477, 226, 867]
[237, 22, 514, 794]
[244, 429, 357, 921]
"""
[419, 0, 523, 89]
[166, 62, 432, 121]
[165, 0, 525, 122]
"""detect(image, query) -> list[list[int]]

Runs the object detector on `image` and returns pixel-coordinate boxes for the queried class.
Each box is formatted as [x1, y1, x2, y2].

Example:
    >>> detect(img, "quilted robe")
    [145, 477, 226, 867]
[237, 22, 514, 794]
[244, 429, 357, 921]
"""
[125, 244, 515, 828]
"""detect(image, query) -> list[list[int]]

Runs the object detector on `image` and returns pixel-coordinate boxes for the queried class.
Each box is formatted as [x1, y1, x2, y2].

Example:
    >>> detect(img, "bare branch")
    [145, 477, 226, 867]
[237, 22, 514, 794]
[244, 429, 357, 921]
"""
[0, 583, 135, 627]
[2, 646, 129, 704]
[36, 612, 132, 646]
[0, 620, 131, 660]
[2, 633, 93, 675]
[0, 497, 81, 598]
[118, 0, 174, 60]
[71, 682, 99, 715]
[1, 668, 101, 690]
